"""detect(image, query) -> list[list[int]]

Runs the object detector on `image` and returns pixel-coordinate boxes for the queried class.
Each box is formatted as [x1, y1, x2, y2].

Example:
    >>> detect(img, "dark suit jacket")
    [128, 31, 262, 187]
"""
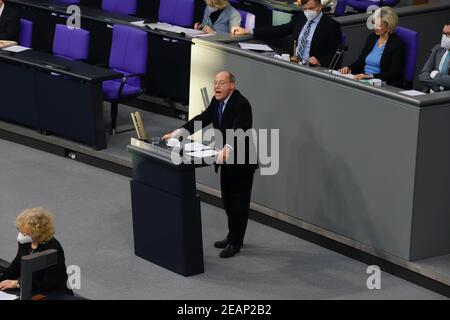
[182, 90, 258, 178]
[0, 4, 20, 42]
[0, 238, 73, 295]
[253, 13, 342, 67]
[349, 32, 406, 85]
[419, 44, 450, 91]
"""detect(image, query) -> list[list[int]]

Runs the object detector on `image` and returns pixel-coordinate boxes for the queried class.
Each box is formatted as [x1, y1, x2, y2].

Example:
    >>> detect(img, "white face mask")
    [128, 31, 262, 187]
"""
[17, 232, 33, 244]
[304, 10, 318, 21]
[441, 35, 450, 50]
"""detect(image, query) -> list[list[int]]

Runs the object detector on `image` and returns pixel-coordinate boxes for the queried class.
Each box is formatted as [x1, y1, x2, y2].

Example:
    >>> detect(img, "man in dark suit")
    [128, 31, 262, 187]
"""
[419, 22, 450, 92]
[0, 0, 20, 42]
[162, 71, 257, 258]
[231, 0, 342, 67]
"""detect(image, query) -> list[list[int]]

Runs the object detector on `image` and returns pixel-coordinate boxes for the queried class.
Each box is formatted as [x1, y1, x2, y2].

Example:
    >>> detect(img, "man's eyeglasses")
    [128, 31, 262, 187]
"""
[213, 80, 231, 86]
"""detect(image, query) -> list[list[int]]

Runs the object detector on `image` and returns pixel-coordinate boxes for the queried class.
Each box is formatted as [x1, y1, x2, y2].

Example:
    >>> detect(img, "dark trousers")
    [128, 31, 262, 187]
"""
[220, 168, 254, 246]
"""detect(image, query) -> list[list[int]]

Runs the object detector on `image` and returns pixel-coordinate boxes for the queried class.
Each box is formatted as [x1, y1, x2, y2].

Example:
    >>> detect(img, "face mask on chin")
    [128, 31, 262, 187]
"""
[304, 10, 318, 21]
[17, 232, 33, 244]
[441, 35, 450, 50]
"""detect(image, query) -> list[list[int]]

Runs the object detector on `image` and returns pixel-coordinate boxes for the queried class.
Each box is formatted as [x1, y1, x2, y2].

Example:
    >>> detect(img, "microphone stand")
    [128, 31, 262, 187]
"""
[329, 49, 344, 72]
[326, 47, 344, 73]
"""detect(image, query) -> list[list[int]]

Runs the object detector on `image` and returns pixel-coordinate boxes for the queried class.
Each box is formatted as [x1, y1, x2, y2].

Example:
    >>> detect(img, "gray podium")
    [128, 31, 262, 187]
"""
[127, 139, 205, 276]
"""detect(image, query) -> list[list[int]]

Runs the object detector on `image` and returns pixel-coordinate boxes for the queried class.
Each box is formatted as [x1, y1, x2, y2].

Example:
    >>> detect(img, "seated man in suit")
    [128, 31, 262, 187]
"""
[419, 21, 450, 92]
[0, 0, 20, 42]
[231, 0, 342, 68]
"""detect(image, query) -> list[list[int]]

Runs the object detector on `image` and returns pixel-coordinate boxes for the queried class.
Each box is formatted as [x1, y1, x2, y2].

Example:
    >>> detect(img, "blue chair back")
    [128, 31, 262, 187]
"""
[102, 0, 137, 15]
[395, 26, 418, 83]
[53, 24, 90, 61]
[19, 19, 33, 48]
[334, 0, 347, 17]
[236, 9, 256, 30]
[158, 0, 195, 27]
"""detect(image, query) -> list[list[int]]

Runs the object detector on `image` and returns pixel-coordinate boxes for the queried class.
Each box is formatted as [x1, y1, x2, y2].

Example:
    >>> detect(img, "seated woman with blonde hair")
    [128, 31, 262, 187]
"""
[194, 0, 241, 35]
[339, 6, 406, 86]
[0, 207, 73, 295]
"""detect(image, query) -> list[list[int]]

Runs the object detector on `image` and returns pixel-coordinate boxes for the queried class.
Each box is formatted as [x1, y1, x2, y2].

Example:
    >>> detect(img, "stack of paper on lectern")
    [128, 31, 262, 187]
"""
[184, 142, 217, 158]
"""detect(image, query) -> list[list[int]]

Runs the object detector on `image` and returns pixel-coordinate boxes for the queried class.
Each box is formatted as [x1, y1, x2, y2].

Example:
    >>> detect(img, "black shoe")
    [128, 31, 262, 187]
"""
[219, 244, 240, 258]
[214, 238, 229, 249]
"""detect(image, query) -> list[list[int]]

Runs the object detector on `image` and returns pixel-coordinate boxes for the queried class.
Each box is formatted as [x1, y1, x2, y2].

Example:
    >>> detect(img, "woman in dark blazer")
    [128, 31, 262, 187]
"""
[0, 207, 73, 296]
[339, 7, 406, 85]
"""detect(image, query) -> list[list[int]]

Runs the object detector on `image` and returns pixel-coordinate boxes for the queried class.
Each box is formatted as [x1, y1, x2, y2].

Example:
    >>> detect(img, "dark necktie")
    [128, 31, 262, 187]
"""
[218, 101, 224, 126]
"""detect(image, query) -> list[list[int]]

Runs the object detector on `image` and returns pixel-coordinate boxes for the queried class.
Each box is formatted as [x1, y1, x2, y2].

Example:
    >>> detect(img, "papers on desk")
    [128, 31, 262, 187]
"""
[238, 43, 273, 52]
[329, 69, 355, 79]
[131, 20, 146, 27]
[1, 45, 31, 53]
[166, 139, 213, 153]
[399, 90, 427, 97]
[185, 149, 218, 158]
[144, 22, 206, 37]
[0, 291, 18, 300]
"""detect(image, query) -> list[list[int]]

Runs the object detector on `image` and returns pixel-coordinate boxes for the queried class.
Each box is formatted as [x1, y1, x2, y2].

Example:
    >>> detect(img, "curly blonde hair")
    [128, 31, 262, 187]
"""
[16, 207, 55, 243]
[205, 0, 228, 10]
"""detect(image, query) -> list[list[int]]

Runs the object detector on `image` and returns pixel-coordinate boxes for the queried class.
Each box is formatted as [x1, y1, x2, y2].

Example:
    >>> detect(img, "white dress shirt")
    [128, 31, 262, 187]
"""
[0, 3, 5, 19]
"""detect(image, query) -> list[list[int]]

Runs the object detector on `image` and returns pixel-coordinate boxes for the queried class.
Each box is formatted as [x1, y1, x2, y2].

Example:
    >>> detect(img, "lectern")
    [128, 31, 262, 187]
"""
[127, 138, 208, 276]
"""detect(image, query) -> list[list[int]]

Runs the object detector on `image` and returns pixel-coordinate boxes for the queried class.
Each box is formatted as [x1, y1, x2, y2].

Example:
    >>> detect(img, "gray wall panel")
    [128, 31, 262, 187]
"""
[410, 106, 450, 260]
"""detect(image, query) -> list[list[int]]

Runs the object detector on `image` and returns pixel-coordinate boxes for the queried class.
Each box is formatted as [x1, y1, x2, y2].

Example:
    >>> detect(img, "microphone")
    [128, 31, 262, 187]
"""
[326, 44, 348, 72]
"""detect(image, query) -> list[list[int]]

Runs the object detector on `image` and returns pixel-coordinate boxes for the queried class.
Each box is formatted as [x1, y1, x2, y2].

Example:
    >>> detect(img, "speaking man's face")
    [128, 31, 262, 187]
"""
[213, 72, 235, 101]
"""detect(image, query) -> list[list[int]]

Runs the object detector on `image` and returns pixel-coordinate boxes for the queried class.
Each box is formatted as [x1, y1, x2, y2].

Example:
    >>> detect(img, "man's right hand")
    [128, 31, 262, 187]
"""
[231, 26, 249, 36]
[162, 132, 174, 141]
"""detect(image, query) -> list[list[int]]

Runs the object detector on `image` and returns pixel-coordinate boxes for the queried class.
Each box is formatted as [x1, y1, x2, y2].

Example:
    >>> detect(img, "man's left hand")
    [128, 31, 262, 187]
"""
[216, 146, 231, 164]
[308, 56, 320, 66]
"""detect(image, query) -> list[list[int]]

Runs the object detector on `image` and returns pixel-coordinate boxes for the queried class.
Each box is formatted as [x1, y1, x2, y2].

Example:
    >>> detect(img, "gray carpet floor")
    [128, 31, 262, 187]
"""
[0, 138, 446, 299]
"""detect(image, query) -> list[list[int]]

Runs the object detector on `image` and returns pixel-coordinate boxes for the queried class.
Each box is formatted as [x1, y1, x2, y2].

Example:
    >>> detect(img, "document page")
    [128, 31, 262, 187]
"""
[0, 291, 18, 300]
[185, 149, 218, 158]
[238, 43, 273, 52]
[399, 90, 426, 97]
